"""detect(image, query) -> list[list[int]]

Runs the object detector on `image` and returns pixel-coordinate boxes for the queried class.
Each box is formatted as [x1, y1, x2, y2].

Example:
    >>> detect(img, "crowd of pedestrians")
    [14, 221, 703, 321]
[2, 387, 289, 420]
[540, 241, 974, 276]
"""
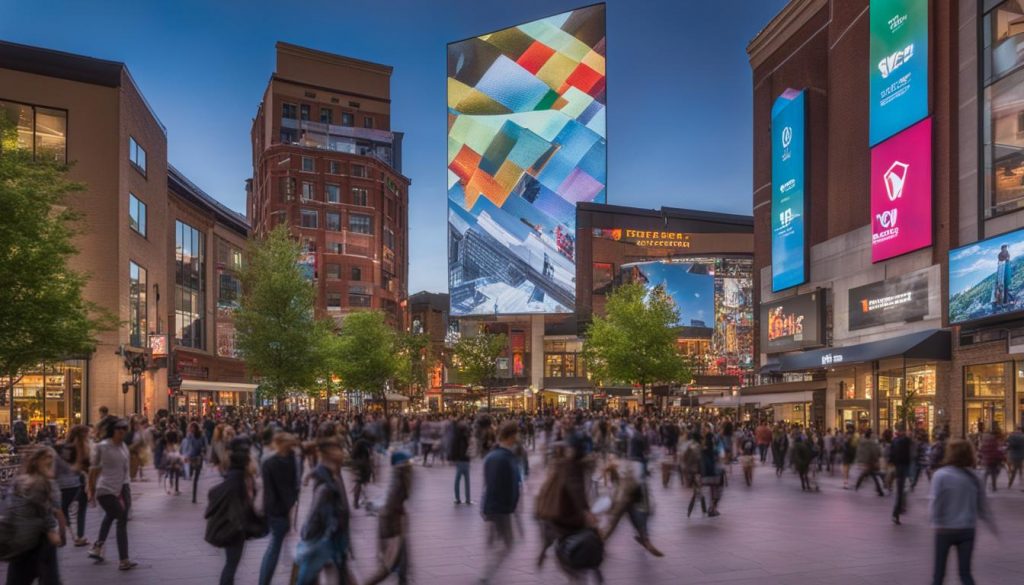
[0, 406, 1019, 584]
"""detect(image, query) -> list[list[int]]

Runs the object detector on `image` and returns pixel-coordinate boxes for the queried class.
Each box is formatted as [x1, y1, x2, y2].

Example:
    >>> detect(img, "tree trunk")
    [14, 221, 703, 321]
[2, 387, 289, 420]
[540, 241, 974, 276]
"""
[641, 383, 647, 414]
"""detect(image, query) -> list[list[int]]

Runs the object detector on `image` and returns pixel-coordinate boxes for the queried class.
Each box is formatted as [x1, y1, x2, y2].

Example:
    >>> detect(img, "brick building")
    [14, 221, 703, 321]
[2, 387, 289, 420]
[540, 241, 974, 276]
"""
[249, 42, 410, 328]
[748, 0, 1024, 436]
[0, 41, 251, 426]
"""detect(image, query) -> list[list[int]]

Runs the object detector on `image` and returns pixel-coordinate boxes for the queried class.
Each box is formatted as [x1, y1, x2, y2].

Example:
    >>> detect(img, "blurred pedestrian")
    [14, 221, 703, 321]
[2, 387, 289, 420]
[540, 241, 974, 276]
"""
[364, 451, 413, 585]
[294, 436, 354, 585]
[258, 433, 299, 585]
[86, 418, 137, 571]
[2, 446, 63, 584]
[479, 422, 522, 584]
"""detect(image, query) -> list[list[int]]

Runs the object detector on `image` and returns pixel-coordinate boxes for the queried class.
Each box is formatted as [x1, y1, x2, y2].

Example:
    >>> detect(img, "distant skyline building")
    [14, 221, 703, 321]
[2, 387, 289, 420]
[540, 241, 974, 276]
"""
[249, 42, 410, 327]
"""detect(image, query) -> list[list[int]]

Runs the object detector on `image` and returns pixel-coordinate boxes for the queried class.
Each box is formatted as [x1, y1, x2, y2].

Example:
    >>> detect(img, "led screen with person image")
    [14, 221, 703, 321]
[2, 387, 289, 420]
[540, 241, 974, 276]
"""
[949, 226, 1024, 324]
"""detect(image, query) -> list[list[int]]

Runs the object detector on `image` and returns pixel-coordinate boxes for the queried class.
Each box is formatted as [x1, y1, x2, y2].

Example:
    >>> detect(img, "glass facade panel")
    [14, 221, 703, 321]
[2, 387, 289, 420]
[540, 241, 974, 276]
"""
[0, 100, 66, 162]
[128, 193, 146, 237]
[175, 221, 205, 349]
[129, 136, 146, 174]
[965, 362, 1011, 436]
[129, 261, 147, 347]
[349, 213, 372, 234]
[2, 361, 86, 432]
[326, 184, 340, 203]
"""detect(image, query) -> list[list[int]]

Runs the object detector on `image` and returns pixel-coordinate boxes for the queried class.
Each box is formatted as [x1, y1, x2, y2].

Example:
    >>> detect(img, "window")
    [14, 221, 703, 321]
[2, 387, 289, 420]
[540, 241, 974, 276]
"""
[300, 208, 318, 229]
[325, 263, 340, 280]
[128, 193, 147, 237]
[301, 157, 314, 172]
[0, 101, 68, 163]
[327, 292, 342, 310]
[280, 128, 297, 144]
[128, 136, 146, 175]
[320, 108, 333, 124]
[342, 112, 354, 126]
[175, 221, 205, 349]
[328, 160, 341, 174]
[301, 181, 315, 200]
[383, 227, 395, 250]
[326, 211, 341, 231]
[326, 241, 343, 254]
[280, 177, 295, 201]
[300, 104, 310, 121]
[352, 164, 367, 178]
[349, 292, 372, 307]
[349, 213, 372, 234]
[363, 116, 374, 129]
[326, 184, 341, 203]
[282, 103, 297, 119]
[985, 1, 1024, 216]
[218, 273, 241, 308]
[129, 261, 147, 347]
[351, 266, 362, 281]
[352, 188, 369, 206]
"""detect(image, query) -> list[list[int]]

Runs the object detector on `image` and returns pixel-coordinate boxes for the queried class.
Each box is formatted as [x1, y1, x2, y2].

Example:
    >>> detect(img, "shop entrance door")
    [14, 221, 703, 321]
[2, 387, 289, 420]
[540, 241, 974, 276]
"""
[838, 408, 871, 433]
[966, 400, 1005, 435]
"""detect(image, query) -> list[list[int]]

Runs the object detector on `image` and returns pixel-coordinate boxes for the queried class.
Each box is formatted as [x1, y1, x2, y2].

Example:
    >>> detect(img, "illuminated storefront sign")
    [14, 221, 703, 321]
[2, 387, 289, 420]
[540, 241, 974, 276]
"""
[760, 290, 825, 353]
[848, 269, 929, 330]
[870, 117, 932, 262]
[592, 227, 693, 248]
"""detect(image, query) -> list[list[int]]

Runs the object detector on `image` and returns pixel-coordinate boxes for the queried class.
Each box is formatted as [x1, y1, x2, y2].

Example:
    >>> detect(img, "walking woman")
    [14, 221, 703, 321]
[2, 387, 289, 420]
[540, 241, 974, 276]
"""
[4, 446, 64, 585]
[56, 425, 90, 547]
[930, 439, 997, 585]
[700, 432, 725, 517]
[183, 422, 208, 503]
[163, 424, 184, 495]
[295, 436, 354, 585]
[204, 437, 259, 585]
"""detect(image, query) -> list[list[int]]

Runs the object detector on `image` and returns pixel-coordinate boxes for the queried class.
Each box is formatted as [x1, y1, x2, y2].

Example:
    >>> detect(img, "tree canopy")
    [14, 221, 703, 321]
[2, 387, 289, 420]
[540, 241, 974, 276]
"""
[583, 282, 690, 406]
[332, 310, 404, 413]
[234, 224, 333, 400]
[0, 116, 116, 395]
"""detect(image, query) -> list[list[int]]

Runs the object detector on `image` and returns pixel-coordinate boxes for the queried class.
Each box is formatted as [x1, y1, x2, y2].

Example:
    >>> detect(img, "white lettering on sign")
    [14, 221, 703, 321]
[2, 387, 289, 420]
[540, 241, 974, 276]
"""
[821, 353, 844, 366]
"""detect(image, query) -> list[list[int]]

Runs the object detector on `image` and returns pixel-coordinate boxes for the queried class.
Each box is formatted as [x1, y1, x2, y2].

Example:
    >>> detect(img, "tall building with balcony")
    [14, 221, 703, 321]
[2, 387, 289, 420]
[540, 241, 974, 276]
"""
[249, 42, 410, 327]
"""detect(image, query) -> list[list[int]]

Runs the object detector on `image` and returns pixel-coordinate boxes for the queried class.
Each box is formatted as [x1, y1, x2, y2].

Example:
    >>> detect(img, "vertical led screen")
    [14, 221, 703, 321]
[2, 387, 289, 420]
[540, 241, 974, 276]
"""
[870, 117, 932, 262]
[447, 5, 606, 316]
[771, 90, 806, 292]
[869, 0, 929, 146]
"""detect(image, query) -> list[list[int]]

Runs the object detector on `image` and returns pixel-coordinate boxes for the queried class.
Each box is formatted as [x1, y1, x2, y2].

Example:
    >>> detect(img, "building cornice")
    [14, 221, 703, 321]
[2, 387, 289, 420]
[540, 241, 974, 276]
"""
[275, 41, 393, 75]
[747, 0, 828, 70]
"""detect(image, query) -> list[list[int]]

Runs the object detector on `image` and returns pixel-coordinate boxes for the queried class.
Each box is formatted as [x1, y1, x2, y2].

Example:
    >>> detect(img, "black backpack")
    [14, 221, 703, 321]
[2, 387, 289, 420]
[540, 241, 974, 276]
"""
[556, 528, 604, 570]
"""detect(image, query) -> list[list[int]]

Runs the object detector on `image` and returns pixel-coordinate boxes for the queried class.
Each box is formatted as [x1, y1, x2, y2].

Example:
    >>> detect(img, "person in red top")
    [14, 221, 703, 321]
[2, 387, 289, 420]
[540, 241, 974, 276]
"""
[755, 421, 773, 464]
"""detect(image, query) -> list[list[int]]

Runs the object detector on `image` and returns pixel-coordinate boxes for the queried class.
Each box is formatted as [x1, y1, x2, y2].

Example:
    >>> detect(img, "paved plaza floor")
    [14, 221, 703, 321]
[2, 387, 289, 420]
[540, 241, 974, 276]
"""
[4, 451, 1024, 584]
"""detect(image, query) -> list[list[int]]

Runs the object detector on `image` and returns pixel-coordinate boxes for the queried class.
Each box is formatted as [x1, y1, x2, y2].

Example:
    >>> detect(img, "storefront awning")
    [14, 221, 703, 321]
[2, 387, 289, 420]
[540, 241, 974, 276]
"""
[775, 329, 950, 373]
[180, 380, 258, 393]
[385, 393, 409, 402]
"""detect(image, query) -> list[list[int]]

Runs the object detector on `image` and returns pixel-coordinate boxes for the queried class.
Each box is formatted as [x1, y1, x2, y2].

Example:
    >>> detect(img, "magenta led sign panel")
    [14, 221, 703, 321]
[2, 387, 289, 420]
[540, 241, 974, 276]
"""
[870, 117, 932, 263]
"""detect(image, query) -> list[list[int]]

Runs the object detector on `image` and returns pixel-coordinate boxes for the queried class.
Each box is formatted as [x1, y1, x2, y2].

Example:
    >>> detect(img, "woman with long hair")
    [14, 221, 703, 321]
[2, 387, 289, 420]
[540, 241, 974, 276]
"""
[4, 446, 63, 584]
[183, 422, 208, 503]
[56, 424, 90, 547]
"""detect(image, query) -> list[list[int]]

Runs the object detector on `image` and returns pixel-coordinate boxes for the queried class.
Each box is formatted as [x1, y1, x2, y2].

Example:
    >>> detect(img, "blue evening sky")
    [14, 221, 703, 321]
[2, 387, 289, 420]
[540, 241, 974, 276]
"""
[1, 0, 788, 294]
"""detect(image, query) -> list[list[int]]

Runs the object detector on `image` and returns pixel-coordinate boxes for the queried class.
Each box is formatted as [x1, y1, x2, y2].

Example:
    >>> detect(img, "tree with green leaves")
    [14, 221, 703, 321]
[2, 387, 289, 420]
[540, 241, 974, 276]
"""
[451, 331, 507, 411]
[583, 282, 690, 410]
[0, 115, 116, 416]
[234, 224, 334, 404]
[333, 310, 404, 416]
[396, 331, 432, 404]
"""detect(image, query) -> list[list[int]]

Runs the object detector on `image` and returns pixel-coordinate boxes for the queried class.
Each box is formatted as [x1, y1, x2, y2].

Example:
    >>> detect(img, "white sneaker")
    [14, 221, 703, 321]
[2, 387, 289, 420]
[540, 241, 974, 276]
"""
[87, 544, 104, 561]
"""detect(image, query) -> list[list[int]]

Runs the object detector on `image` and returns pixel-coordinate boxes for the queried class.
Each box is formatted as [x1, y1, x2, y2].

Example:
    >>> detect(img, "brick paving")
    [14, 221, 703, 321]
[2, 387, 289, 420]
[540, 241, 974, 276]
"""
[4, 451, 1024, 585]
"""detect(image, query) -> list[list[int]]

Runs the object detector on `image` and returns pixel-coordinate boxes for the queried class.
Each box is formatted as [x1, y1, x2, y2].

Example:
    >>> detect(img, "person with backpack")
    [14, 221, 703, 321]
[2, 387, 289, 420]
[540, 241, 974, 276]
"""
[930, 439, 997, 585]
[294, 436, 354, 585]
[479, 422, 522, 585]
[86, 418, 137, 571]
[204, 437, 260, 585]
[739, 430, 756, 486]
[1, 446, 63, 584]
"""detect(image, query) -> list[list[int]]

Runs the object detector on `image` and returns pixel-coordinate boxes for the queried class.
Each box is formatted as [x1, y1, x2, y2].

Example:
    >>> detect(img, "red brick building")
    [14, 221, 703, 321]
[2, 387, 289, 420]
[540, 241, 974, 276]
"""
[249, 42, 410, 328]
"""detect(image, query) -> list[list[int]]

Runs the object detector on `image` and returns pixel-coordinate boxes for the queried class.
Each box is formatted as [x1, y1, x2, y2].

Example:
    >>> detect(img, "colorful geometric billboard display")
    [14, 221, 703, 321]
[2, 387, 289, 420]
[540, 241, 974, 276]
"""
[869, 0, 929, 146]
[621, 258, 754, 377]
[870, 117, 932, 262]
[771, 89, 807, 292]
[760, 290, 826, 354]
[447, 5, 606, 316]
[949, 227, 1024, 325]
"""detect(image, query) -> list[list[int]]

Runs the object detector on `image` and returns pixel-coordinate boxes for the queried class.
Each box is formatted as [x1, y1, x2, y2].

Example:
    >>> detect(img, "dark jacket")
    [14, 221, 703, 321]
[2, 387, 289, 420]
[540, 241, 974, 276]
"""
[889, 435, 913, 467]
[449, 423, 470, 462]
[262, 452, 299, 520]
[482, 446, 520, 515]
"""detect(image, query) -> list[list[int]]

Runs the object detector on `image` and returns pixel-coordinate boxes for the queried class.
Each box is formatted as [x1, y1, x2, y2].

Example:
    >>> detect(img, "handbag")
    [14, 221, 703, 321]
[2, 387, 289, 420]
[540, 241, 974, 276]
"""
[244, 505, 269, 539]
[556, 528, 604, 570]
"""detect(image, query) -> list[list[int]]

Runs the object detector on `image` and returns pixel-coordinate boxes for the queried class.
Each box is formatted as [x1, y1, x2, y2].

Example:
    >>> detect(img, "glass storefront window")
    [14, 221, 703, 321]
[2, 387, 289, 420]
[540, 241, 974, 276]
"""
[0, 100, 67, 162]
[1, 361, 85, 433]
[984, 1, 1024, 216]
[965, 362, 1011, 435]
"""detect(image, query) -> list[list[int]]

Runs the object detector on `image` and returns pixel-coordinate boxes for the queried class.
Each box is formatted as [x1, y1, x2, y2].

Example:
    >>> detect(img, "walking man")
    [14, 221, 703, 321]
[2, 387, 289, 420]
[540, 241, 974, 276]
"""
[479, 422, 522, 585]
[259, 432, 300, 585]
[87, 418, 138, 570]
[451, 418, 472, 505]
[890, 426, 913, 524]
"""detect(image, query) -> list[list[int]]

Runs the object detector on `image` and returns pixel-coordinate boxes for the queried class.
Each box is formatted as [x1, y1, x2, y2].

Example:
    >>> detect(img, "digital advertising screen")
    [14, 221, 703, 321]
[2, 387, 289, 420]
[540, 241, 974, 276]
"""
[760, 290, 825, 354]
[771, 89, 807, 292]
[848, 269, 929, 331]
[869, 0, 929, 146]
[447, 4, 607, 316]
[621, 257, 754, 377]
[949, 227, 1024, 324]
[870, 117, 932, 262]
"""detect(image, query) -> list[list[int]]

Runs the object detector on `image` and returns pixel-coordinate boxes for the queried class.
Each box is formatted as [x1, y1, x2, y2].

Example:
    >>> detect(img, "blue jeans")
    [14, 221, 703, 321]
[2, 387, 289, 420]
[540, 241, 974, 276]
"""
[454, 462, 470, 502]
[932, 529, 975, 585]
[259, 515, 291, 585]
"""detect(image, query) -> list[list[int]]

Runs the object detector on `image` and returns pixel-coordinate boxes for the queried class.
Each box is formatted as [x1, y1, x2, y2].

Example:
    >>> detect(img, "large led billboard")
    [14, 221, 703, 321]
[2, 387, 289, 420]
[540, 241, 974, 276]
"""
[447, 5, 606, 316]
[869, 0, 929, 146]
[870, 117, 932, 262]
[771, 89, 807, 292]
[949, 227, 1024, 324]
[622, 258, 754, 376]
[848, 269, 929, 331]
